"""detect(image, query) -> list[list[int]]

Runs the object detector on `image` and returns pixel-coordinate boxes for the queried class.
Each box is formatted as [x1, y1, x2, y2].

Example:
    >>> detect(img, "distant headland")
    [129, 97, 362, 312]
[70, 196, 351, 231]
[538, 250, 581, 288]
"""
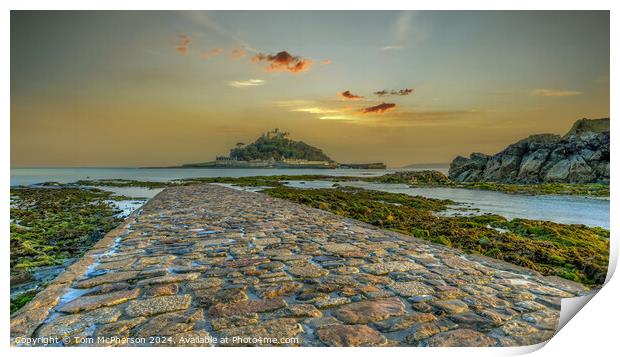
[162, 129, 386, 169]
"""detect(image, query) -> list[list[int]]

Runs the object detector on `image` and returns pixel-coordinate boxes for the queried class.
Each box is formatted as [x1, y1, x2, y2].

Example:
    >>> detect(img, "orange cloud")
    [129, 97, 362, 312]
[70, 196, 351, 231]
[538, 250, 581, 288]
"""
[200, 48, 223, 59]
[176, 34, 191, 55]
[321, 59, 332, 65]
[252, 51, 313, 73]
[231, 48, 247, 59]
[339, 90, 363, 100]
[362, 102, 396, 114]
[374, 88, 414, 97]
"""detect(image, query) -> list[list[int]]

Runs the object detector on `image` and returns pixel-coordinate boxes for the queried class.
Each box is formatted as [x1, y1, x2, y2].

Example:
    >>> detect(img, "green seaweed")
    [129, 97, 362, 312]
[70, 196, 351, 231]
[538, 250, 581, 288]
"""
[367, 170, 453, 185]
[72, 172, 609, 198]
[455, 181, 609, 197]
[10, 187, 123, 273]
[263, 186, 609, 286]
[10, 290, 39, 315]
[74, 179, 172, 188]
[369, 171, 609, 197]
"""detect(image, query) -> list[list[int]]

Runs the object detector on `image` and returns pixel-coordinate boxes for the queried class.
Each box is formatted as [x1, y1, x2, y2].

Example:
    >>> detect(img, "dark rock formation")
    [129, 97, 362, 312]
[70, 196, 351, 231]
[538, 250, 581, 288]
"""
[449, 118, 609, 184]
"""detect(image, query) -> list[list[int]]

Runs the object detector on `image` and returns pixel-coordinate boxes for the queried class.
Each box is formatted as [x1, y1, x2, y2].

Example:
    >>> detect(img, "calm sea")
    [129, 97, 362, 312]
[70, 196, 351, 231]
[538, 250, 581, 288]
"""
[10, 167, 401, 186]
[285, 180, 609, 229]
[10, 167, 608, 229]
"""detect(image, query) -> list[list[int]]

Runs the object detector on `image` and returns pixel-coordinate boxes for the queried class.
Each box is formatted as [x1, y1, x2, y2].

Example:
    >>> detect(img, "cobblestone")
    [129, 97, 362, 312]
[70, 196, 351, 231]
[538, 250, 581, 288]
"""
[11, 184, 587, 346]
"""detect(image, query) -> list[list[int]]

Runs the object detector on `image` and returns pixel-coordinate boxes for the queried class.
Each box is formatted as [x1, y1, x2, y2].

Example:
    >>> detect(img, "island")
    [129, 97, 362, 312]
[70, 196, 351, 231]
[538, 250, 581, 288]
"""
[10, 121, 609, 347]
[179, 129, 386, 169]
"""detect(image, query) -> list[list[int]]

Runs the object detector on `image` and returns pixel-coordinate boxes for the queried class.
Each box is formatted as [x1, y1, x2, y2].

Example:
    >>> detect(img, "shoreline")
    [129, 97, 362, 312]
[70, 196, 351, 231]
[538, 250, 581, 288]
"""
[10, 169, 610, 198]
[10, 173, 609, 314]
[11, 184, 589, 346]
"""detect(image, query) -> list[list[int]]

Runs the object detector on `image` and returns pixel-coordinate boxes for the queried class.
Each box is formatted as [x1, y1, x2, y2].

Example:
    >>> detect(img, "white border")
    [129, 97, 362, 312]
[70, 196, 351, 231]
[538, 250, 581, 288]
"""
[3, 1, 617, 356]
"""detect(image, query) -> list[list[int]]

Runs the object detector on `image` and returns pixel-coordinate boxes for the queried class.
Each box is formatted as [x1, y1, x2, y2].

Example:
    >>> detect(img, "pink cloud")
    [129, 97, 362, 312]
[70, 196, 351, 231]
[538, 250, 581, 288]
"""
[339, 90, 363, 100]
[176, 34, 191, 55]
[362, 102, 396, 114]
[231, 48, 247, 59]
[200, 48, 223, 59]
[252, 51, 313, 73]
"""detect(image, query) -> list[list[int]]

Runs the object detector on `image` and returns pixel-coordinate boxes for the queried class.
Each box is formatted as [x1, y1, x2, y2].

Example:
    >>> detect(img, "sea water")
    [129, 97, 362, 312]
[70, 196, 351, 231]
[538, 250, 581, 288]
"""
[284, 180, 609, 229]
[10, 167, 609, 229]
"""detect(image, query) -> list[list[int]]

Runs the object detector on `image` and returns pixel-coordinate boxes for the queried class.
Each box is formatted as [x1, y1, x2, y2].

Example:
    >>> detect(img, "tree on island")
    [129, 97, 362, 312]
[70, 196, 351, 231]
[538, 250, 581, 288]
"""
[229, 129, 333, 162]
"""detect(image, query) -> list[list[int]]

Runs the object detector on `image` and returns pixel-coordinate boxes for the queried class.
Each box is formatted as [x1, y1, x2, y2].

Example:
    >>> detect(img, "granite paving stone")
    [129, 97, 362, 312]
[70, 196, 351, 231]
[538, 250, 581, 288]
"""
[11, 184, 588, 346]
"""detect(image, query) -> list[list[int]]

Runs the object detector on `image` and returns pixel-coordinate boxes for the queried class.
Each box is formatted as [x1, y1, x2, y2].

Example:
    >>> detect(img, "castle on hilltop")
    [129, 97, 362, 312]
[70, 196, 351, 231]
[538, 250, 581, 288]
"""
[263, 128, 290, 140]
[182, 128, 386, 169]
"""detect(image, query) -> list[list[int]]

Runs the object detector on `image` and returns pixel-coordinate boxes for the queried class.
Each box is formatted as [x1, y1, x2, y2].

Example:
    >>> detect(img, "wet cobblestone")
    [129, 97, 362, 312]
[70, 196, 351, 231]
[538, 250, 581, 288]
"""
[11, 184, 587, 346]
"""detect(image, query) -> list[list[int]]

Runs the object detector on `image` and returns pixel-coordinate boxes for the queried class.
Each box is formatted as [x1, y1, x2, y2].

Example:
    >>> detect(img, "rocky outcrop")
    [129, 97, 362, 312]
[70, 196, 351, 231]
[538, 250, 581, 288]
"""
[449, 118, 609, 184]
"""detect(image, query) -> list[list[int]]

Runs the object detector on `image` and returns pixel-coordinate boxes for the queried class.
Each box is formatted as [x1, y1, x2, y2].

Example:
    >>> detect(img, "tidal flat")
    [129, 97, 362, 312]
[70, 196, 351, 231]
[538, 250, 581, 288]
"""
[71, 170, 610, 197]
[263, 186, 609, 286]
[13, 184, 592, 347]
[10, 186, 144, 313]
[9, 172, 609, 314]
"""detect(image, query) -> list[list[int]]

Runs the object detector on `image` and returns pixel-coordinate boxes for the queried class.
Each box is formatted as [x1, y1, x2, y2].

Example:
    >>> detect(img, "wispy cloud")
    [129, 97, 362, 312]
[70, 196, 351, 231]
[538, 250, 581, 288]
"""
[339, 90, 364, 100]
[289, 102, 357, 121]
[532, 88, 583, 97]
[182, 12, 257, 53]
[382, 45, 404, 51]
[274, 99, 316, 107]
[365, 109, 483, 127]
[228, 79, 266, 88]
[178, 13, 320, 76]
[252, 51, 313, 73]
[231, 48, 247, 59]
[284, 98, 482, 127]
[281, 95, 487, 127]
[176, 34, 191, 55]
[200, 48, 223, 59]
[292, 107, 339, 114]
[362, 102, 397, 114]
[293, 107, 356, 121]
[321, 59, 332, 65]
[383, 11, 428, 51]
[318, 115, 358, 121]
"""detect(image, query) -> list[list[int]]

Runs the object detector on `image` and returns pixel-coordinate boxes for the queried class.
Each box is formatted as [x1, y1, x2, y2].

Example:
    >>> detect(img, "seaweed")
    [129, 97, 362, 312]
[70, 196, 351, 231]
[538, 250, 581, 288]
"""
[10, 187, 123, 272]
[72, 172, 610, 198]
[10, 290, 39, 315]
[368, 171, 609, 197]
[263, 186, 609, 286]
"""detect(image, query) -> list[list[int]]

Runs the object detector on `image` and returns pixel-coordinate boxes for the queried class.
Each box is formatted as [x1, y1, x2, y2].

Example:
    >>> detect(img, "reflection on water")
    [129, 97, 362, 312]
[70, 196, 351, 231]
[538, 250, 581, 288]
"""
[10, 168, 608, 229]
[92, 186, 164, 218]
[9, 168, 396, 219]
[95, 186, 164, 199]
[10, 167, 398, 186]
[284, 180, 609, 229]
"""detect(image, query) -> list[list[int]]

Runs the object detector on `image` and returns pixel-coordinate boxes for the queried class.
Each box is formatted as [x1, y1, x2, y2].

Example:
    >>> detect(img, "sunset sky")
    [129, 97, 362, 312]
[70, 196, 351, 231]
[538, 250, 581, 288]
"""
[11, 11, 609, 168]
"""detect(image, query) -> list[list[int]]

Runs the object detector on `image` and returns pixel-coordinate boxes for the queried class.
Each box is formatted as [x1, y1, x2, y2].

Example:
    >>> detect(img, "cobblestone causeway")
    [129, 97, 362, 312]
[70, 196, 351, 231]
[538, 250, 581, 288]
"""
[11, 184, 588, 347]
